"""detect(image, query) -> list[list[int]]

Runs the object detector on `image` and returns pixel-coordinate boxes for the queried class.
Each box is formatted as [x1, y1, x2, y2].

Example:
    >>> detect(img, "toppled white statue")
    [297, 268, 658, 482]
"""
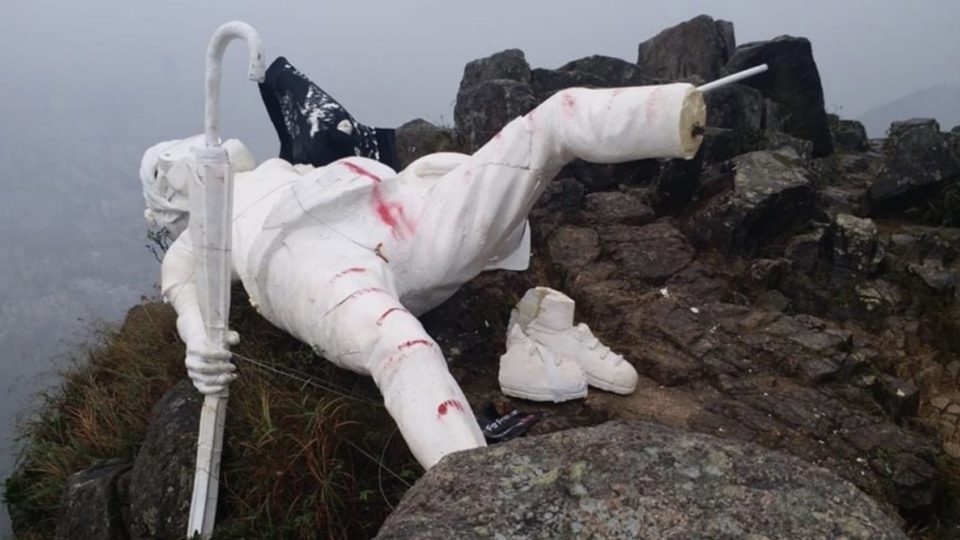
[143, 83, 707, 469]
[501, 287, 636, 402]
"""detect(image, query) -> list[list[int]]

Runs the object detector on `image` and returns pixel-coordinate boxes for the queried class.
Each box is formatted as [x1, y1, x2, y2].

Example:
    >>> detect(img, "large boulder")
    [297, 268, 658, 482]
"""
[725, 36, 834, 157]
[531, 55, 651, 98]
[699, 83, 765, 164]
[830, 115, 870, 152]
[454, 49, 538, 149]
[127, 380, 201, 540]
[55, 462, 131, 540]
[685, 150, 815, 255]
[868, 118, 960, 215]
[377, 421, 906, 539]
[636, 14, 736, 83]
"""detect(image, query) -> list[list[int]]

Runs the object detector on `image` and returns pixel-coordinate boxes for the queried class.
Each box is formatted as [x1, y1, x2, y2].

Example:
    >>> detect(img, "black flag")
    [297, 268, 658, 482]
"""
[258, 57, 399, 170]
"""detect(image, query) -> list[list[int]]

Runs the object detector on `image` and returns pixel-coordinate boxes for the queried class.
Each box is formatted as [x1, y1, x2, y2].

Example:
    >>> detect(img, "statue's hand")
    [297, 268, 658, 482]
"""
[185, 341, 237, 395]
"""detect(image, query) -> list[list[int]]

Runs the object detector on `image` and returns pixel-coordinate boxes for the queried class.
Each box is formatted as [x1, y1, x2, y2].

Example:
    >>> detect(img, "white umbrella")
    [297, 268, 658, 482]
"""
[186, 21, 265, 540]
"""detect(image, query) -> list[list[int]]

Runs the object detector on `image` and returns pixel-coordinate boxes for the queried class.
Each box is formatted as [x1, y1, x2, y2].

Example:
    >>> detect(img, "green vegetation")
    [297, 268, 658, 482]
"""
[4, 293, 420, 539]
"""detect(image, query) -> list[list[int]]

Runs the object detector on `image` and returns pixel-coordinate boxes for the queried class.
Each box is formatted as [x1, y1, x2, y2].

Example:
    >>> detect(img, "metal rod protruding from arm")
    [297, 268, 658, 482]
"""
[204, 21, 266, 148]
[697, 64, 769, 93]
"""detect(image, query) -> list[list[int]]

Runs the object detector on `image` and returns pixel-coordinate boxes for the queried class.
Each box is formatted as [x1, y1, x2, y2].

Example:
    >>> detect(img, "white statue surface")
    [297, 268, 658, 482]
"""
[142, 83, 707, 469]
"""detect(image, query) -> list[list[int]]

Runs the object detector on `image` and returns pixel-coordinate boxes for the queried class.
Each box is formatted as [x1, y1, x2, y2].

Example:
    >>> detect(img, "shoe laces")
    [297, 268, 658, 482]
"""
[573, 324, 619, 363]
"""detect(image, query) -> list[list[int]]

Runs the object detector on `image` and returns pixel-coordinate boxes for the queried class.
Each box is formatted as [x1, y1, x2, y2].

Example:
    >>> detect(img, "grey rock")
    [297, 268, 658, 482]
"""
[454, 79, 538, 150]
[395, 119, 455, 168]
[868, 118, 960, 215]
[55, 462, 131, 540]
[377, 421, 906, 540]
[872, 376, 921, 419]
[457, 48, 531, 89]
[601, 222, 694, 284]
[454, 49, 537, 149]
[564, 159, 660, 193]
[785, 229, 828, 274]
[546, 225, 601, 281]
[686, 151, 815, 255]
[832, 117, 870, 152]
[531, 55, 650, 99]
[584, 191, 655, 225]
[128, 380, 201, 540]
[535, 176, 585, 212]
[909, 259, 956, 292]
[747, 258, 791, 287]
[725, 36, 834, 157]
[637, 14, 737, 83]
[650, 157, 702, 215]
[832, 213, 884, 275]
[765, 131, 814, 160]
[700, 83, 764, 164]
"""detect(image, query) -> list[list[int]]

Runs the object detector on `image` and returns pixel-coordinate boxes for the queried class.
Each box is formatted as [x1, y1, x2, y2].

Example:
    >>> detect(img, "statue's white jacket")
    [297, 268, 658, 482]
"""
[154, 84, 706, 468]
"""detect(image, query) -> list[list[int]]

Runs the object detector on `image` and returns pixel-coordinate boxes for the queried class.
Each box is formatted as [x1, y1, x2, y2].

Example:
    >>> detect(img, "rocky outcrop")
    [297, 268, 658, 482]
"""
[395, 119, 455, 168]
[453, 49, 537, 149]
[726, 36, 834, 158]
[377, 421, 906, 539]
[531, 55, 650, 98]
[55, 461, 131, 540]
[685, 150, 815, 255]
[127, 380, 201, 540]
[636, 14, 736, 83]
[868, 118, 960, 215]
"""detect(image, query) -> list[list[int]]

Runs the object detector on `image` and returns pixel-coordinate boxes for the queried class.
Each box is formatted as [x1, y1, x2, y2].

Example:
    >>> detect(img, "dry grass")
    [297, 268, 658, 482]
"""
[4, 291, 420, 539]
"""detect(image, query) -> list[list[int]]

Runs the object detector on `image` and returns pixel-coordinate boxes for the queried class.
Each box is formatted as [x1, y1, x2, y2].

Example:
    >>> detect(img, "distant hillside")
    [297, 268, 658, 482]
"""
[859, 84, 960, 137]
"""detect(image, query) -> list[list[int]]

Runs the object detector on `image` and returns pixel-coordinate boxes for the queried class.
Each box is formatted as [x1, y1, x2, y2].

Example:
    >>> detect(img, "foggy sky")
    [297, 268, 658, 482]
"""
[3, 0, 959, 160]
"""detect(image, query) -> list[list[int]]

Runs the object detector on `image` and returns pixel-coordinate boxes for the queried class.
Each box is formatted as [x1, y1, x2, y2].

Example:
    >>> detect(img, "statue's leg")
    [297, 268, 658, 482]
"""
[262, 230, 486, 468]
[402, 86, 701, 303]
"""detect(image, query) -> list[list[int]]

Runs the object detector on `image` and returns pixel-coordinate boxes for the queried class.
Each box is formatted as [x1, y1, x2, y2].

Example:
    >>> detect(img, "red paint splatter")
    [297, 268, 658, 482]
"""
[398, 339, 432, 351]
[333, 287, 388, 309]
[381, 352, 407, 370]
[612, 88, 624, 97]
[562, 92, 577, 117]
[377, 307, 409, 326]
[342, 161, 381, 183]
[644, 86, 660, 125]
[330, 267, 367, 282]
[371, 184, 415, 240]
[437, 399, 465, 417]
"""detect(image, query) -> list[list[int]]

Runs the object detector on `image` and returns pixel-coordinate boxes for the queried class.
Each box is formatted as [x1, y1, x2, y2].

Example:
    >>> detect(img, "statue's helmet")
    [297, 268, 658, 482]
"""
[139, 136, 255, 240]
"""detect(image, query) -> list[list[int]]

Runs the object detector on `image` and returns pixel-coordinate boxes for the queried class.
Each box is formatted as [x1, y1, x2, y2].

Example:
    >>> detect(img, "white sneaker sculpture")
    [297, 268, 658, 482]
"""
[499, 325, 588, 402]
[501, 287, 638, 400]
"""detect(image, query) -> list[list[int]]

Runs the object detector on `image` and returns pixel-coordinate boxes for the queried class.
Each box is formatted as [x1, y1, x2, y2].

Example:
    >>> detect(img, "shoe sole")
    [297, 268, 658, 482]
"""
[500, 383, 587, 403]
[584, 374, 636, 395]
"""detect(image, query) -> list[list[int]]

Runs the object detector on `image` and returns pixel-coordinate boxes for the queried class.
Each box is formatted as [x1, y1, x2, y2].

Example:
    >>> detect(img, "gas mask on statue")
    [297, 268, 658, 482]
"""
[140, 136, 256, 241]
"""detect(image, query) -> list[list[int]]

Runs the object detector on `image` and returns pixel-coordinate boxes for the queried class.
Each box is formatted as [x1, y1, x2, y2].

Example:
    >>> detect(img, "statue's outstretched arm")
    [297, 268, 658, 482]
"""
[162, 234, 238, 394]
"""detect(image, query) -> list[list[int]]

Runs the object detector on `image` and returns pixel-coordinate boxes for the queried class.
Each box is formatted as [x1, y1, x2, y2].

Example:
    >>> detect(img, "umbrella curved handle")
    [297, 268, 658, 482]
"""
[204, 21, 266, 148]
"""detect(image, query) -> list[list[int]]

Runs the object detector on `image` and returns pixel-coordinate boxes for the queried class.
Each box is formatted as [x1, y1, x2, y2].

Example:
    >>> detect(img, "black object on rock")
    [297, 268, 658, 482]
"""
[477, 406, 543, 443]
[259, 57, 399, 169]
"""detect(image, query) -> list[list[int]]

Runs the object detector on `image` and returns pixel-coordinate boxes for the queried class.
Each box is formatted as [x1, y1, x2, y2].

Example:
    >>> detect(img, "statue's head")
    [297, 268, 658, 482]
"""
[139, 136, 255, 241]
